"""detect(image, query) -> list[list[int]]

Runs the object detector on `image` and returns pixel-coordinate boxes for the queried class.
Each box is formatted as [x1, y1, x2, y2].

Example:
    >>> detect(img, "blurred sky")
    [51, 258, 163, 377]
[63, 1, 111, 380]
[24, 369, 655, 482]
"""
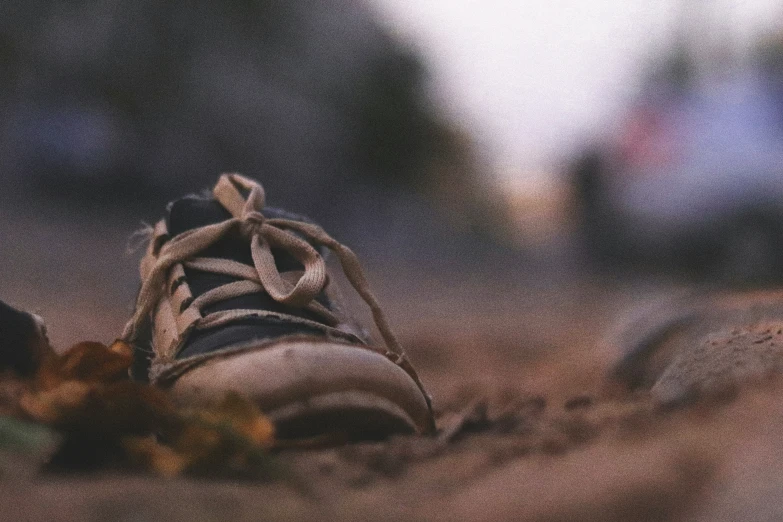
[369, 0, 783, 179]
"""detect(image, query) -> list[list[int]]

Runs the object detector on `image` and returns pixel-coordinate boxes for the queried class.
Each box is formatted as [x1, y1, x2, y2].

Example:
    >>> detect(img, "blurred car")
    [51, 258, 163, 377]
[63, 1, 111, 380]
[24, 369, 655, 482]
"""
[572, 67, 783, 282]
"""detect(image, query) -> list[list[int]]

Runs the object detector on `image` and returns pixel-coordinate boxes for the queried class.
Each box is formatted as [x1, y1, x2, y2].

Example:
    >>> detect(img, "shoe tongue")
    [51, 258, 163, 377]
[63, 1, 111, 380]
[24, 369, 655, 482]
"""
[166, 196, 303, 271]
[167, 196, 232, 237]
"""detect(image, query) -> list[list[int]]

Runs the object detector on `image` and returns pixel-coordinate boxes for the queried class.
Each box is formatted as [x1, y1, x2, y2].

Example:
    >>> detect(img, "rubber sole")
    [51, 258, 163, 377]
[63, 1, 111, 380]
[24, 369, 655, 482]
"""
[166, 339, 434, 440]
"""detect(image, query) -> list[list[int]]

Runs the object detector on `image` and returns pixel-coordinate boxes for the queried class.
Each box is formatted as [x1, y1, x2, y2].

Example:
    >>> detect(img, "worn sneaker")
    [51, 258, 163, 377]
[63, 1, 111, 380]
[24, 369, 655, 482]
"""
[0, 300, 51, 376]
[122, 174, 434, 440]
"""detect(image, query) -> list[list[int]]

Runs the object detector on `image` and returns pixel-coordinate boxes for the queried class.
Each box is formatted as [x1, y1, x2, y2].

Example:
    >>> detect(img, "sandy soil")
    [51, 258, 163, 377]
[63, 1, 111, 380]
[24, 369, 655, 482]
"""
[3, 197, 783, 521]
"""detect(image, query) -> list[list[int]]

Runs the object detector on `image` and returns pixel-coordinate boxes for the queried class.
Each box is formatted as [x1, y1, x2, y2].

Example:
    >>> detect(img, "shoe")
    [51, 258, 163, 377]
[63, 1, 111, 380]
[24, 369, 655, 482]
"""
[122, 174, 435, 440]
[0, 300, 51, 376]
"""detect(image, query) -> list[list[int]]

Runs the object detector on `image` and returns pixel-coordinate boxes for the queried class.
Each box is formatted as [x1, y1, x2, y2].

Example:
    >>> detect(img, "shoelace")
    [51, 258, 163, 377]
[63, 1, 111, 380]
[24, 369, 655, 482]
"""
[121, 173, 409, 367]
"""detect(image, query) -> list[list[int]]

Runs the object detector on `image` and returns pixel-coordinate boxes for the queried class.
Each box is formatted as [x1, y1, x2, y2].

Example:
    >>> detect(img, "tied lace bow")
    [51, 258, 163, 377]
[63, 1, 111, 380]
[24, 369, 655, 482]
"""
[227, 176, 329, 310]
[121, 173, 407, 365]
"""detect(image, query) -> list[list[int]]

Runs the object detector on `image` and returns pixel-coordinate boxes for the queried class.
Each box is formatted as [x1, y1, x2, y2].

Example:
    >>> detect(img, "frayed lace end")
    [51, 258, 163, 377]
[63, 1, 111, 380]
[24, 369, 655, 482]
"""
[126, 222, 155, 255]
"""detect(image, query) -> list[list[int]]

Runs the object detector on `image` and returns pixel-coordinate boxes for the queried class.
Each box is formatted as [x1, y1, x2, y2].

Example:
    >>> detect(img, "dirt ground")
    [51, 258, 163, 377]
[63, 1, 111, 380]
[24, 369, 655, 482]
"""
[4, 196, 783, 521]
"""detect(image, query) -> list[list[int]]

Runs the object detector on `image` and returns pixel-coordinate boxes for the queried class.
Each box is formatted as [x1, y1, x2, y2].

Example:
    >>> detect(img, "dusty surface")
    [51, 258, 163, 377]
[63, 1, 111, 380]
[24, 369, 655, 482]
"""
[4, 197, 783, 521]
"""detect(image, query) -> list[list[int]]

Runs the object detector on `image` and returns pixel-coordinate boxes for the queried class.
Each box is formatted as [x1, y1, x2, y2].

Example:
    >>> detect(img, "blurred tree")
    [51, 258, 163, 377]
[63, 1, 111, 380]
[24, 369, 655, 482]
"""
[0, 0, 492, 244]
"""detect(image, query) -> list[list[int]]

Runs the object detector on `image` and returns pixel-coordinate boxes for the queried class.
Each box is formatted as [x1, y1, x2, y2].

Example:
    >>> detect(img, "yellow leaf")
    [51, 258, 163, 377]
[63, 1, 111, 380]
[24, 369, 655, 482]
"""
[162, 393, 276, 474]
[122, 436, 189, 478]
[35, 341, 132, 390]
[19, 381, 92, 424]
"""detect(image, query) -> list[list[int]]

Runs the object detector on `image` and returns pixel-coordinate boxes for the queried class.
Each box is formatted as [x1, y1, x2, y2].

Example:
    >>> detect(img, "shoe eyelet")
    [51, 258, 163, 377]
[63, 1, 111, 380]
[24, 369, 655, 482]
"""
[170, 276, 186, 294]
[152, 234, 170, 256]
[179, 297, 194, 313]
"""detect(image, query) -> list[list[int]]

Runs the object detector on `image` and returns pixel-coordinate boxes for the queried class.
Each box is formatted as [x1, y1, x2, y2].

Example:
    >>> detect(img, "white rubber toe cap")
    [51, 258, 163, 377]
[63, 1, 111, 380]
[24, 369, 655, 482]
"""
[167, 339, 434, 439]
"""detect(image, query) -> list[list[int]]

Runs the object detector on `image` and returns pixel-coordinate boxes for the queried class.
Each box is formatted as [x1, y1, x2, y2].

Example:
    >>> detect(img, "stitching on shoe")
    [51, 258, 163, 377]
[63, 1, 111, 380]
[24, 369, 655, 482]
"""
[150, 334, 374, 386]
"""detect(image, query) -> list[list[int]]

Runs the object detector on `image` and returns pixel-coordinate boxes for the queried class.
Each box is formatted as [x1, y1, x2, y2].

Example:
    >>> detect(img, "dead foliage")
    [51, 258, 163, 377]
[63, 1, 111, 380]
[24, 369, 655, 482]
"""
[0, 339, 276, 478]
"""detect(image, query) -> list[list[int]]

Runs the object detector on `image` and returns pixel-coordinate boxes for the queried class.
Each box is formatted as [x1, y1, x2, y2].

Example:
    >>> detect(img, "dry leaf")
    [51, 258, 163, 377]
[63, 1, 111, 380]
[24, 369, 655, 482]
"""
[185, 392, 276, 448]
[122, 436, 189, 478]
[157, 393, 276, 476]
[11, 337, 276, 477]
[19, 381, 92, 425]
[35, 341, 133, 390]
[21, 339, 174, 437]
[21, 380, 175, 437]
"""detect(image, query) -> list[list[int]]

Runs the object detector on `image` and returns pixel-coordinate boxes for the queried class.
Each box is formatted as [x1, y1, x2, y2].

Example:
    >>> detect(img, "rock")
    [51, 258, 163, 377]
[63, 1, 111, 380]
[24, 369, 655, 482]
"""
[608, 289, 783, 405]
[652, 322, 783, 405]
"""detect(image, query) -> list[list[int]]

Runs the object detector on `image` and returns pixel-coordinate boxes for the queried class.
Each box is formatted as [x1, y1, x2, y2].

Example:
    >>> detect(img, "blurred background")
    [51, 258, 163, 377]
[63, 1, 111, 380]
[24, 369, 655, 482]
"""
[0, 0, 782, 350]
